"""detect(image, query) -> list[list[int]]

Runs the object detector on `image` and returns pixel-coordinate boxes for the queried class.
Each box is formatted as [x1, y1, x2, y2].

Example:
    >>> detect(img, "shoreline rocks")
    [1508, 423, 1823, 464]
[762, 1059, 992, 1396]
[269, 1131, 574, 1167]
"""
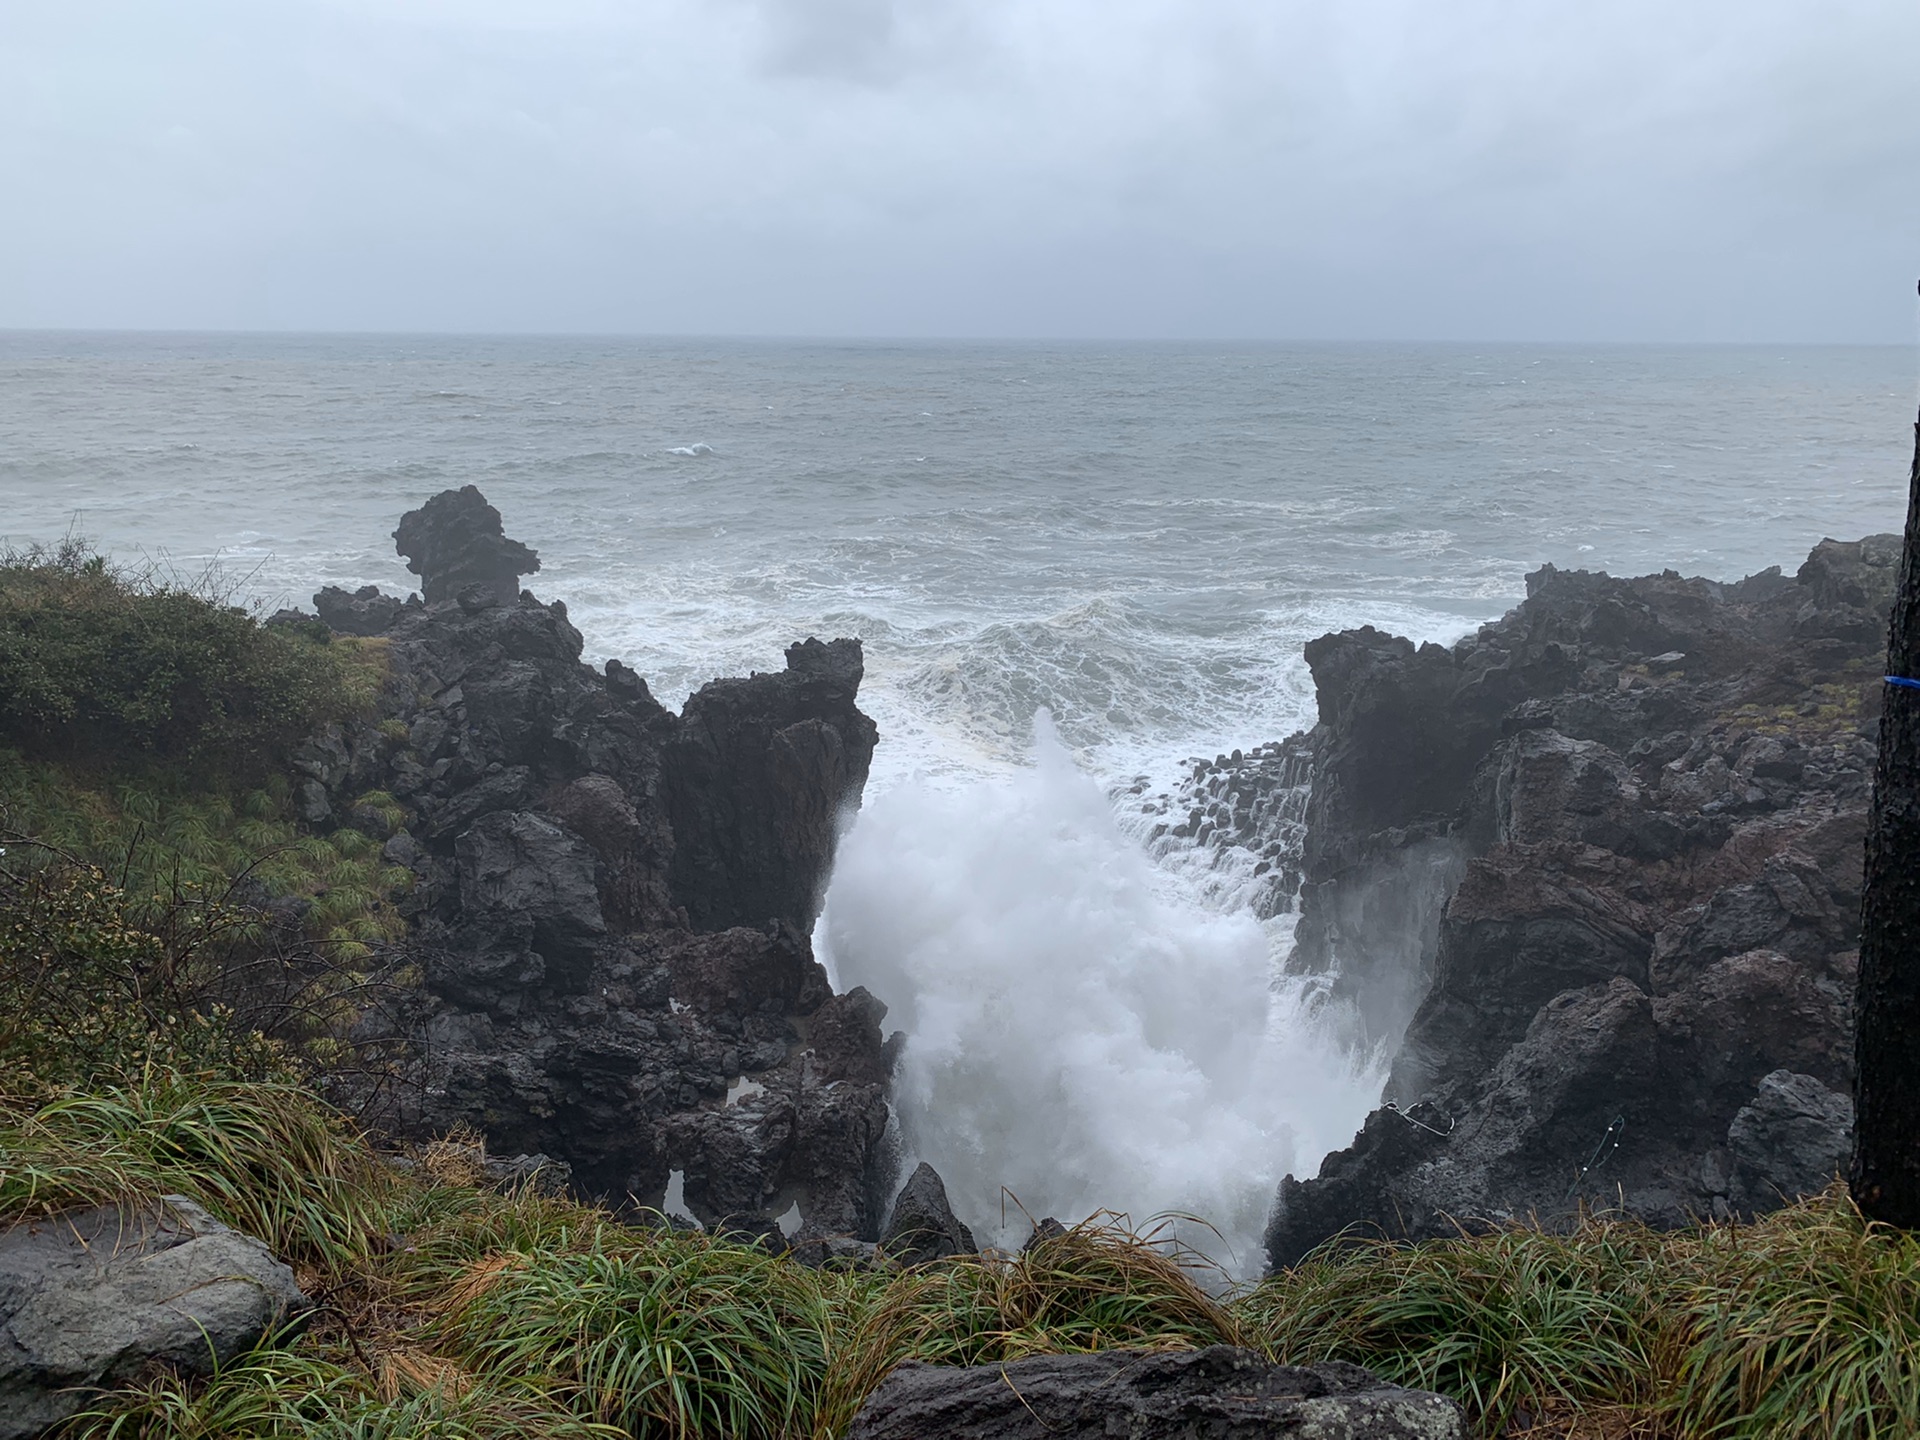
[294, 489, 893, 1245]
[1265, 536, 1892, 1266]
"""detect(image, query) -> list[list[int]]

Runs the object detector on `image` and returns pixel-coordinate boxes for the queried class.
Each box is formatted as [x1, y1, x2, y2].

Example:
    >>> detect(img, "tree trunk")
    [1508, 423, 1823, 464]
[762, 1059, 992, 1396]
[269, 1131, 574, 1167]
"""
[1854, 408, 1920, 1225]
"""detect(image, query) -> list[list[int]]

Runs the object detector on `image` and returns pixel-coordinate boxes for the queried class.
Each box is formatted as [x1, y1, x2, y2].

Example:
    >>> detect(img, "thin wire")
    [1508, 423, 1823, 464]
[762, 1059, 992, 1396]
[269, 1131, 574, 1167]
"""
[1382, 1100, 1455, 1137]
[1565, 1115, 1626, 1202]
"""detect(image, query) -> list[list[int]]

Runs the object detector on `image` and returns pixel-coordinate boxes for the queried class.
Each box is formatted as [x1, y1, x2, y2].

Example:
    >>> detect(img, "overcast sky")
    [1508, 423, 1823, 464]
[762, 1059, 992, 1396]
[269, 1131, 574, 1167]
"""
[4, 0, 1917, 340]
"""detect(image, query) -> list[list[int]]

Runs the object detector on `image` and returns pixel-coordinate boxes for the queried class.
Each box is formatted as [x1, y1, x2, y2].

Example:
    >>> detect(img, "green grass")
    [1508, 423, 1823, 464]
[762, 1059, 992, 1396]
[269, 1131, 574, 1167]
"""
[0, 750, 414, 960]
[0, 1068, 385, 1266]
[5, 1061, 1913, 1440]
[1242, 1213, 1663, 1431]
[1669, 1200, 1920, 1439]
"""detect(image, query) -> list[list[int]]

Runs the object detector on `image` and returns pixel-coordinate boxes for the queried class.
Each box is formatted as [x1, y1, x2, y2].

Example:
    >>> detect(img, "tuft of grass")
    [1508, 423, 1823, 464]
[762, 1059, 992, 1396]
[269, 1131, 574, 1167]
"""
[60, 1343, 615, 1440]
[1669, 1187, 1920, 1440]
[0, 752, 414, 955]
[0, 1067, 386, 1266]
[433, 1235, 832, 1440]
[1242, 1214, 1663, 1433]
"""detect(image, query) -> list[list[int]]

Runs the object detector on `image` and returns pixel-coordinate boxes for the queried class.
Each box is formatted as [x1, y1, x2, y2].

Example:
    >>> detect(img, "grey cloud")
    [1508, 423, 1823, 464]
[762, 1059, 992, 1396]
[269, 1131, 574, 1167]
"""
[0, 0, 1914, 338]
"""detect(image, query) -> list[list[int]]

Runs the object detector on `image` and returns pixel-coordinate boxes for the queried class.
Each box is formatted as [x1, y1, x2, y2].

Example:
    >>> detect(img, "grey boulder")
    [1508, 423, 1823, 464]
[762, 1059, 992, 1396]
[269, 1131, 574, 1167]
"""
[1727, 1069, 1853, 1211]
[0, 1196, 308, 1439]
[844, 1345, 1467, 1440]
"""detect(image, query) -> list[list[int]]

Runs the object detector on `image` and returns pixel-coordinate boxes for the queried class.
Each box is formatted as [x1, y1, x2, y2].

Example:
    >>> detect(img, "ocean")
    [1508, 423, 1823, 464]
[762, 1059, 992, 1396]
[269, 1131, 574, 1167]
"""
[3, 332, 1912, 1269]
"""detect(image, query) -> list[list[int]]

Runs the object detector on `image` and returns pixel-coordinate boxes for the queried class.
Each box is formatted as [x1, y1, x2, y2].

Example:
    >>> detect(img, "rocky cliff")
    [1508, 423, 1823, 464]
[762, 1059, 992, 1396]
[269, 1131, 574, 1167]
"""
[1264, 536, 1895, 1266]
[293, 489, 892, 1244]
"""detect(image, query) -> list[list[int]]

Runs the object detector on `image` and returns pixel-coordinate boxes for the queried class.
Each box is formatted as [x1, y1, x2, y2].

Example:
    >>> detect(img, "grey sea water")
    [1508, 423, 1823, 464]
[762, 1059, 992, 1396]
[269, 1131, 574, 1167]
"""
[4, 334, 1911, 787]
[3, 332, 1912, 1265]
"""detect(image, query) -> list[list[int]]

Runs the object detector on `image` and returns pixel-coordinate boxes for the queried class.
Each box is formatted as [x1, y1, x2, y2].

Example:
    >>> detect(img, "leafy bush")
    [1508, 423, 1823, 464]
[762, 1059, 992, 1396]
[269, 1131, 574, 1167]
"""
[0, 845, 416, 1106]
[0, 857, 289, 1092]
[0, 539, 375, 778]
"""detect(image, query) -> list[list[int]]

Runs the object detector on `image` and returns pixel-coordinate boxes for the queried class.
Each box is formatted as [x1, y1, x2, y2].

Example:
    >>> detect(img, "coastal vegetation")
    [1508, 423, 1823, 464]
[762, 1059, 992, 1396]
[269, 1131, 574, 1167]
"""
[2, 542, 1915, 1438]
[4, 1041, 1916, 1439]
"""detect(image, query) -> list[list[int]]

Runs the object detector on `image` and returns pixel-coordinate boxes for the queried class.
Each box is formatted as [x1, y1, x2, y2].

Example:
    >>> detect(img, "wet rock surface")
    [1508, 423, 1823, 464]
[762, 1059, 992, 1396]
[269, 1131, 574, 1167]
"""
[881, 1162, 977, 1265]
[1267, 537, 1892, 1266]
[0, 1196, 308, 1440]
[393, 483, 541, 606]
[844, 1346, 1468, 1440]
[294, 490, 891, 1243]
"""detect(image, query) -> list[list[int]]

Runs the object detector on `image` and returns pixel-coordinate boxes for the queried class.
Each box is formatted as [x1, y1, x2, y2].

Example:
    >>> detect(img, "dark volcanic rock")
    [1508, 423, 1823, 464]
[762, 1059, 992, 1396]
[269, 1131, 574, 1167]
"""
[0, 1197, 308, 1440]
[844, 1346, 1467, 1440]
[1268, 536, 1892, 1267]
[882, 1162, 976, 1265]
[394, 483, 541, 606]
[314, 583, 409, 636]
[305, 488, 890, 1243]
[666, 637, 878, 931]
[1726, 1069, 1852, 1212]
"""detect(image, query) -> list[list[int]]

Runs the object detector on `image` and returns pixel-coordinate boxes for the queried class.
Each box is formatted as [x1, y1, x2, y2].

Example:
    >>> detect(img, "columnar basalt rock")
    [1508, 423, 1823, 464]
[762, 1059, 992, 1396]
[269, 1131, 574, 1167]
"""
[300, 489, 892, 1243]
[1267, 536, 1893, 1267]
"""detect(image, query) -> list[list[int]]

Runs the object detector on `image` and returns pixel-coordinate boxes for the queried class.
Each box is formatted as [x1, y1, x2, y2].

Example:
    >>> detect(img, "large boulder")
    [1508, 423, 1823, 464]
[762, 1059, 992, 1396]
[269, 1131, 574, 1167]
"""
[1726, 1069, 1853, 1212]
[844, 1346, 1467, 1440]
[313, 583, 408, 636]
[0, 1196, 308, 1439]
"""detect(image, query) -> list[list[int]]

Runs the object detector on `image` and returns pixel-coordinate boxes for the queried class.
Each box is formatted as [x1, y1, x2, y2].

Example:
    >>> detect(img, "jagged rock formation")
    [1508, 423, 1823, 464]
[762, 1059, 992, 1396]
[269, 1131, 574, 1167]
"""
[314, 583, 414, 637]
[0, 1196, 308, 1440]
[844, 1346, 1467, 1440]
[296, 490, 890, 1243]
[394, 483, 541, 606]
[881, 1162, 977, 1265]
[1266, 536, 1893, 1266]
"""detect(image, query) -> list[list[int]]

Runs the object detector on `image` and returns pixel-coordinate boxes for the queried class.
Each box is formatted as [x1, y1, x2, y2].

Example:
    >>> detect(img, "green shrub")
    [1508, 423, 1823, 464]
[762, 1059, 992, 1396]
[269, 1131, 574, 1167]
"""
[0, 858, 291, 1093]
[0, 539, 375, 778]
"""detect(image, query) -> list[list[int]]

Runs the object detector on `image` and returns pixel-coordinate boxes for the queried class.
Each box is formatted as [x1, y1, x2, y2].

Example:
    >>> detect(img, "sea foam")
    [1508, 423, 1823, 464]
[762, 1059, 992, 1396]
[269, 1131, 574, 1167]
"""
[818, 712, 1381, 1276]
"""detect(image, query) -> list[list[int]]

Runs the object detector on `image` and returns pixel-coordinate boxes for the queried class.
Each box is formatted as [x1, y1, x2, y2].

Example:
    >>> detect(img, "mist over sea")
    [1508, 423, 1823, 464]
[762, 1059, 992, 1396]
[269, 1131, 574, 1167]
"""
[3, 332, 1912, 1270]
